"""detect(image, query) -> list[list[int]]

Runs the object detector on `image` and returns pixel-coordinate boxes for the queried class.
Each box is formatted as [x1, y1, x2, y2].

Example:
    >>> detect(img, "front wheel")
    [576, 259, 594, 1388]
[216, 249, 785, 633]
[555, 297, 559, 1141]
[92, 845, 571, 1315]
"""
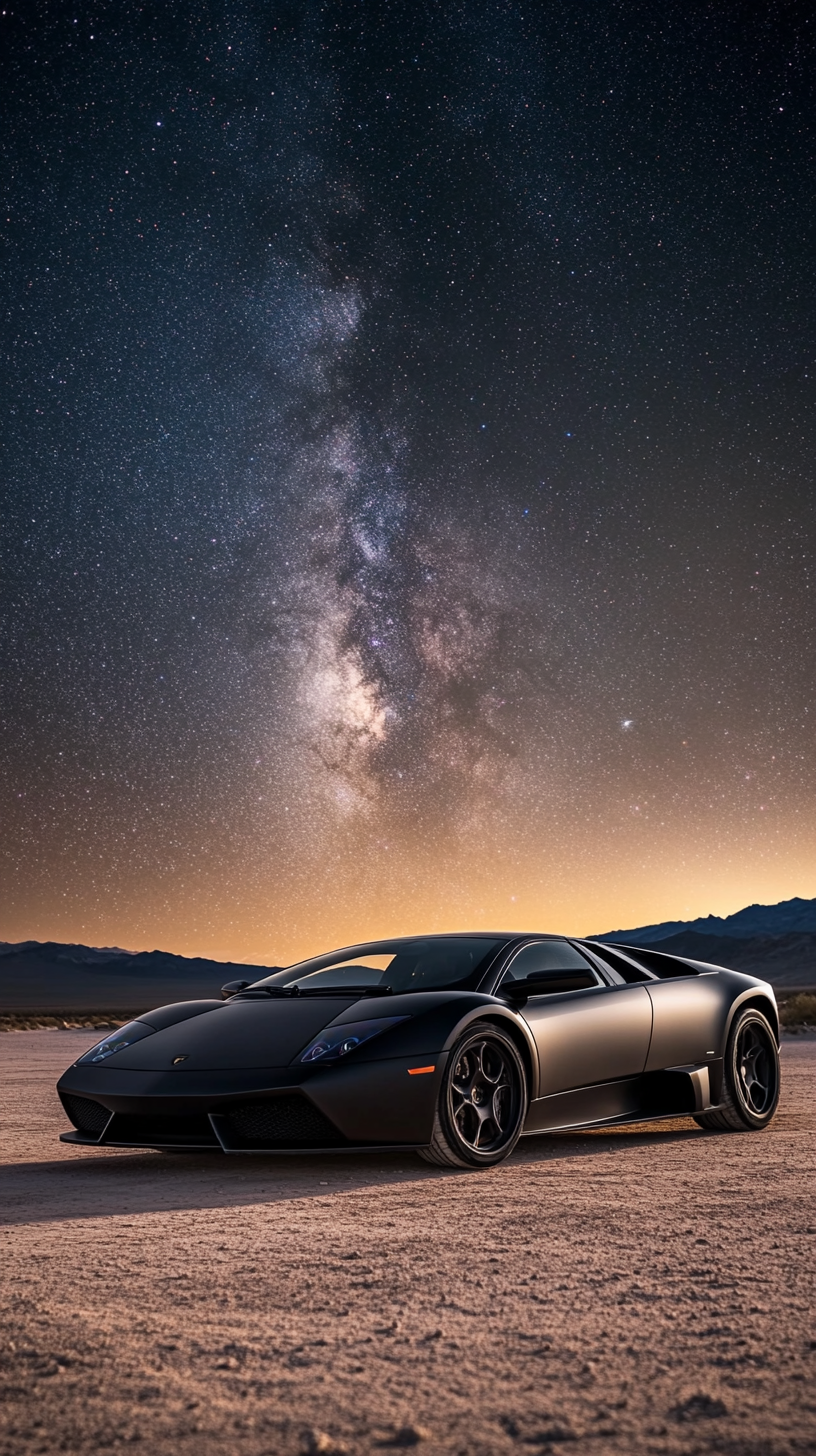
[694, 1007, 780, 1132]
[418, 1021, 527, 1168]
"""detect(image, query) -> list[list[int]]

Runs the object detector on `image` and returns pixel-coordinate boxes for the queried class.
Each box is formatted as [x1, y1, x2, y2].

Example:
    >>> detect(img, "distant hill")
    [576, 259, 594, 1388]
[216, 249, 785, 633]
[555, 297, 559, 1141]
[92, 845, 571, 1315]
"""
[2, 911, 814, 1013]
[592, 929, 816, 989]
[0, 941, 278, 1013]
[0, 940, 141, 964]
[595, 895, 816, 944]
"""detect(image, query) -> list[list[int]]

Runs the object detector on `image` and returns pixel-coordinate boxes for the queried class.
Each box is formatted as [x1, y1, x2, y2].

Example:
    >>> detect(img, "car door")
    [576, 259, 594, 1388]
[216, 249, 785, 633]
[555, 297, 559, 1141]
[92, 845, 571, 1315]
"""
[500, 941, 653, 1124]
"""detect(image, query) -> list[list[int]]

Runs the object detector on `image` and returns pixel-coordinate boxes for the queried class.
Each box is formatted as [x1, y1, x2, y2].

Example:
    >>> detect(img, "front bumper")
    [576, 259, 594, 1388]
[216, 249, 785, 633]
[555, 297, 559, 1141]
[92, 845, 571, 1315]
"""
[57, 1054, 447, 1152]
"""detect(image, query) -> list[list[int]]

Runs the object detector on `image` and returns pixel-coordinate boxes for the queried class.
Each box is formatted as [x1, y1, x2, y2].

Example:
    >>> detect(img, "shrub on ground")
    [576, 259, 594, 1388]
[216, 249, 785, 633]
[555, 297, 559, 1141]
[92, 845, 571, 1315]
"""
[778, 992, 816, 1029]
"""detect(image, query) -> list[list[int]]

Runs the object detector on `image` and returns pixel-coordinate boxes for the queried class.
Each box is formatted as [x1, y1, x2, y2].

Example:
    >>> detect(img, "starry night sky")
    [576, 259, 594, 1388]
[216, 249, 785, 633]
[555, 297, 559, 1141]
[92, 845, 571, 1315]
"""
[2, 2, 815, 963]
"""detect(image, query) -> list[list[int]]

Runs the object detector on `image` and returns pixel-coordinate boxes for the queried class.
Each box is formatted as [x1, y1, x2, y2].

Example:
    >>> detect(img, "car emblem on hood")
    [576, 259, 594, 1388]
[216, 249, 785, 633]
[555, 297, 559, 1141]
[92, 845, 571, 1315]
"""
[172, 1055, 189, 1065]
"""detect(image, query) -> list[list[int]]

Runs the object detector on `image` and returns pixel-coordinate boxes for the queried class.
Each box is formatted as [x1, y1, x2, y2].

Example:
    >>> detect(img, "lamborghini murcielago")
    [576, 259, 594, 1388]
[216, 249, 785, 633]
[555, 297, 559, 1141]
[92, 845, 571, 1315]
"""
[57, 932, 781, 1167]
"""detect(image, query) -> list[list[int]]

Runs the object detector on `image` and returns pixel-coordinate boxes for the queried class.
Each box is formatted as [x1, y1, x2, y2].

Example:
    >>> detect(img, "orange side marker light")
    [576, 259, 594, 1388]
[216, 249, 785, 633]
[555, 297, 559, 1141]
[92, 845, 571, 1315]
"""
[408, 1065, 435, 1076]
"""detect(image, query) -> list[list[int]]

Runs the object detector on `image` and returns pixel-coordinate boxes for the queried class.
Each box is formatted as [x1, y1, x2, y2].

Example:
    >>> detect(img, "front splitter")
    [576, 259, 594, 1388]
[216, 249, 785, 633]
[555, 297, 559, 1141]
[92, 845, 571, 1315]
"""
[59, 1127, 426, 1155]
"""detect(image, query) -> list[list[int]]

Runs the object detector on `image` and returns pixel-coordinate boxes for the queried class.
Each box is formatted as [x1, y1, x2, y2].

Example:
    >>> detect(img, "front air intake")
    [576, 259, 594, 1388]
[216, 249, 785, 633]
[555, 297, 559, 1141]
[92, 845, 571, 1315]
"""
[105, 1112, 219, 1147]
[61, 1093, 111, 1137]
[221, 1095, 347, 1149]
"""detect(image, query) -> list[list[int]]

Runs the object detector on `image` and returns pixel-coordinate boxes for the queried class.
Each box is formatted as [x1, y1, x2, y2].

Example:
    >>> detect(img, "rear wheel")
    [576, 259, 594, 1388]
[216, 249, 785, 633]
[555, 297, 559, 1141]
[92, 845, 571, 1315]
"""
[694, 1007, 780, 1132]
[418, 1021, 527, 1168]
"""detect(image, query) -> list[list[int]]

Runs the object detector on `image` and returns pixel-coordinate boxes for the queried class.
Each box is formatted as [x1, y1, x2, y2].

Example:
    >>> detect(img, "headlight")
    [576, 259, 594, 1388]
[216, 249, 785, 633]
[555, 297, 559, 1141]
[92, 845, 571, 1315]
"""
[77, 1021, 156, 1065]
[298, 1016, 409, 1065]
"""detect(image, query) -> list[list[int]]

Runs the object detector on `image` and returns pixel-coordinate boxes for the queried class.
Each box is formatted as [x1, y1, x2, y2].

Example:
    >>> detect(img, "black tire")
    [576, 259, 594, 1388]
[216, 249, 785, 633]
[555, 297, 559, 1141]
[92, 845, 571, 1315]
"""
[418, 1021, 527, 1168]
[694, 1007, 780, 1132]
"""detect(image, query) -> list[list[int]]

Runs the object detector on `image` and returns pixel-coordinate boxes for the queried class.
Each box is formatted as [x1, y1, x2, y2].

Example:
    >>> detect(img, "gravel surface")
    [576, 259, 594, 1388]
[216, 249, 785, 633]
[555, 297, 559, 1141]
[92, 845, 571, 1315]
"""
[1, 1031, 814, 1456]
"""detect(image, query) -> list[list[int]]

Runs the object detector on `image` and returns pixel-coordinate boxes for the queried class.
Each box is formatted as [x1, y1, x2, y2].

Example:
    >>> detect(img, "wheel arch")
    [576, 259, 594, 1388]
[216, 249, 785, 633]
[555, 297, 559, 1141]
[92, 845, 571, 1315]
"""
[451, 1008, 539, 1101]
[724, 990, 779, 1047]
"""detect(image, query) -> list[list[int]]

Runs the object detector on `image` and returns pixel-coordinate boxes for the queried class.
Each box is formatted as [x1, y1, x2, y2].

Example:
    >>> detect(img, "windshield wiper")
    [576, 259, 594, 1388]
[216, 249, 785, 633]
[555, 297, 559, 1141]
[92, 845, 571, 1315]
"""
[299, 984, 393, 997]
[233, 984, 393, 999]
[230, 986, 297, 998]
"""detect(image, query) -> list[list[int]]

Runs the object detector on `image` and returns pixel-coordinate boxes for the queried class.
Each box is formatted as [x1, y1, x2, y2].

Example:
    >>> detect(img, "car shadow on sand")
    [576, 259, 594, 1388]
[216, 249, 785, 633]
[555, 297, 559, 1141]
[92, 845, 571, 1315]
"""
[1, 1118, 708, 1227]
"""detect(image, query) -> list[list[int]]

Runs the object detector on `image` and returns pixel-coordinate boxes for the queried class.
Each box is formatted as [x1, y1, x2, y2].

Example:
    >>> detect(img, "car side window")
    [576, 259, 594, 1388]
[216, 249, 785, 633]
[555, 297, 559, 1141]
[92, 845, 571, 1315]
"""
[502, 941, 600, 983]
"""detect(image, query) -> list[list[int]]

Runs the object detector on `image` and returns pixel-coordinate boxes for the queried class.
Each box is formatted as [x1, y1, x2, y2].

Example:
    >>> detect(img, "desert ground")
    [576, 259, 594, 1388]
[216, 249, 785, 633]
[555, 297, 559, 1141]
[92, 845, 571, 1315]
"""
[1, 1033, 814, 1456]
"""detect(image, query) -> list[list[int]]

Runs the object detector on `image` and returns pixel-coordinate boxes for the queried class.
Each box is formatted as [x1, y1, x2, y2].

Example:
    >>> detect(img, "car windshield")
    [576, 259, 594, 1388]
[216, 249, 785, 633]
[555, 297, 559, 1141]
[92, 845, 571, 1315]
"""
[252, 937, 503, 995]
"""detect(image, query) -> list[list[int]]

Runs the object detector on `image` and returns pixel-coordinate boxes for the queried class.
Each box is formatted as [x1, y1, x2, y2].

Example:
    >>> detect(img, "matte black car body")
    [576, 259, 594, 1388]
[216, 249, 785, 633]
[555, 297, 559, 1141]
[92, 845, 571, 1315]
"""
[56, 933, 780, 1157]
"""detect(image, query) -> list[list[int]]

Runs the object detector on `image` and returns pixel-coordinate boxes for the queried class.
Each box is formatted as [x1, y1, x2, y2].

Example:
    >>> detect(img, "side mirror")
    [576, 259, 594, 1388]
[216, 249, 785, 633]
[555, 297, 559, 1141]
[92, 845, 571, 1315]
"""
[501, 968, 597, 1003]
[500, 980, 531, 1004]
[221, 980, 250, 1000]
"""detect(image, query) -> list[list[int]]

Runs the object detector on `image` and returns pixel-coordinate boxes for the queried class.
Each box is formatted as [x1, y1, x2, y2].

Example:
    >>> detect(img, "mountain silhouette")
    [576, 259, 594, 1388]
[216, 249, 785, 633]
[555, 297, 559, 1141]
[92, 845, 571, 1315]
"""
[590, 929, 816, 989]
[594, 895, 816, 944]
[0, 941, 276, 1013]
[2, 899, 815, 1013]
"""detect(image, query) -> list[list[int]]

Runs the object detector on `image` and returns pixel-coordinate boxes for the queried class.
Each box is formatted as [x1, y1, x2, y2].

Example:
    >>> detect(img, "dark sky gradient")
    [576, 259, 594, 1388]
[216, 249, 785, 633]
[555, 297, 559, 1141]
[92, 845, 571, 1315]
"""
[2, 2, 815, 962]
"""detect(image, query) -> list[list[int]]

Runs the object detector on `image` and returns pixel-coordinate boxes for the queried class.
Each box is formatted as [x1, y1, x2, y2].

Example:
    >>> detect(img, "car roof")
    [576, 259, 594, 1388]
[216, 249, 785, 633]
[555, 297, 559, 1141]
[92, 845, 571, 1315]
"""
[278, 931, 576, 969]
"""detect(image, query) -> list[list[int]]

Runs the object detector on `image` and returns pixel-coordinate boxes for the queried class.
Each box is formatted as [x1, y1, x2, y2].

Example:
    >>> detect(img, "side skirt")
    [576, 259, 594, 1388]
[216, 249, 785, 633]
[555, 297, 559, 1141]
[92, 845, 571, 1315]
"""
[522, 1063, 721, 1134]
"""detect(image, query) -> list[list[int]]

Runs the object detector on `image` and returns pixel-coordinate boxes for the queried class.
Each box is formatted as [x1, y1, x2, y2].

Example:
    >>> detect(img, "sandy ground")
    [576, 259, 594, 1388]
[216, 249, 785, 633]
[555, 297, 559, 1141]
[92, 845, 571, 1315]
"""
[1, 1034, 814, 1456]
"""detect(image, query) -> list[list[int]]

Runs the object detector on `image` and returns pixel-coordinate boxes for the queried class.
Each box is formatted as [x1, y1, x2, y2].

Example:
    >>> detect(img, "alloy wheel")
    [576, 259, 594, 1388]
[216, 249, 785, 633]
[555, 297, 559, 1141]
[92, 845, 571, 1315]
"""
[735, 1020, 775, 1115]
[449, 1038, 516, 1153]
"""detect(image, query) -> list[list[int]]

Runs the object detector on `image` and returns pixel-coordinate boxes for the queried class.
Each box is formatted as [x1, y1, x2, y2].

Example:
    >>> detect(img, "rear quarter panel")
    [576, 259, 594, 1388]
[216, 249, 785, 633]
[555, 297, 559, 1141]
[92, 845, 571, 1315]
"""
[644, 975, 726, 1069]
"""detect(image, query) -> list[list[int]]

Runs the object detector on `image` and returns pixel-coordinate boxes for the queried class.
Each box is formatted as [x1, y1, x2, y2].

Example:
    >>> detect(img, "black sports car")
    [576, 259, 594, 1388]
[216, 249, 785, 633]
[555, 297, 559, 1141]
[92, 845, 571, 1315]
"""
[57, 932, 781, 1167]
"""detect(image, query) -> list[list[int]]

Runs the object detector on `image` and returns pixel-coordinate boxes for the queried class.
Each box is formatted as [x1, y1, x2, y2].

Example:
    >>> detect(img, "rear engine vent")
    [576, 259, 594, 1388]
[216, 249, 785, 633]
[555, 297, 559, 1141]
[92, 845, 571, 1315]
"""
[622, 945, 701, 978]
[61, 1094, 110, 1137]
[589, 944, 653, 983]
[225, 1096, 346, 1149]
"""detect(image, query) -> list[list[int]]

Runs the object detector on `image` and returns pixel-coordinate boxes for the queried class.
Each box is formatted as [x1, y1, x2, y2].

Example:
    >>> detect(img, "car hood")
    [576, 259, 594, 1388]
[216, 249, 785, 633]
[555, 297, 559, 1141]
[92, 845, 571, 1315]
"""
[98, 995, 377, 1071]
